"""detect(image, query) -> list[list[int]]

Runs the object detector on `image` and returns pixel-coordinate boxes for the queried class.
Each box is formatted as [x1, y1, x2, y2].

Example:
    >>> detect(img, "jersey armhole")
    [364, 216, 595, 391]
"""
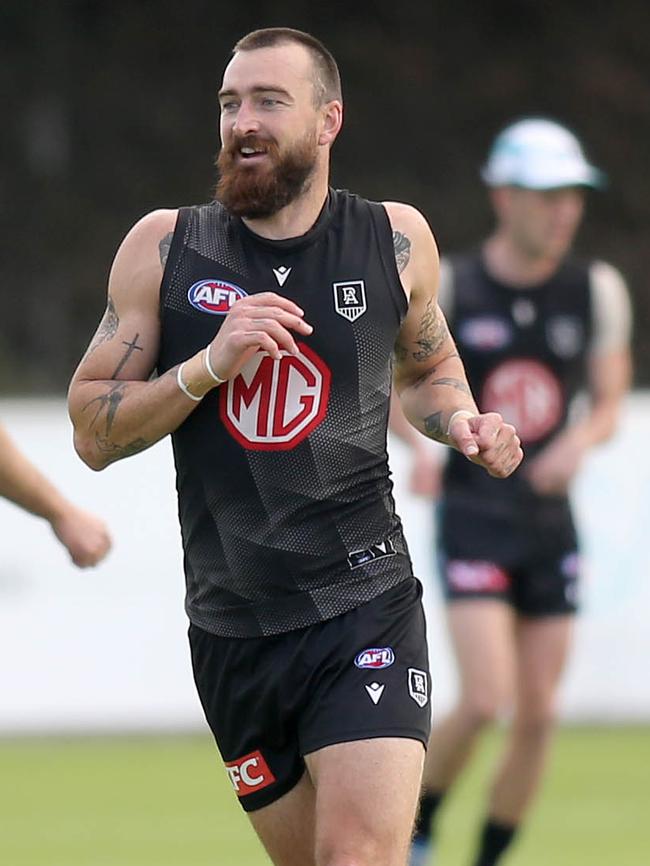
[369, 202, 409, 321]
[160, 207, 192, 306]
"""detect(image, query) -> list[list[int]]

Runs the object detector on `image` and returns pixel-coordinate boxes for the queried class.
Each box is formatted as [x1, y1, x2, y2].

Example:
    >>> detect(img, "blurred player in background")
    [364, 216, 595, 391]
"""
[0, 422, 111, 567]
[395, 118, 632, 866]
[68, 27, 521, 866]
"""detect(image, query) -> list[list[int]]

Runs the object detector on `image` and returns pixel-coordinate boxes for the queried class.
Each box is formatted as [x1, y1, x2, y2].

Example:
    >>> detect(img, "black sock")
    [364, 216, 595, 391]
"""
[472, 818, 518, 866]
[413, 790, 446, 841]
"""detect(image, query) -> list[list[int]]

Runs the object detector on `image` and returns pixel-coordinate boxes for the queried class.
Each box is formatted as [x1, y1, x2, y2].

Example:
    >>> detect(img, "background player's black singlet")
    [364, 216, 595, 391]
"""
[158, 189, 413, 638]
[443, 251, 593, 505]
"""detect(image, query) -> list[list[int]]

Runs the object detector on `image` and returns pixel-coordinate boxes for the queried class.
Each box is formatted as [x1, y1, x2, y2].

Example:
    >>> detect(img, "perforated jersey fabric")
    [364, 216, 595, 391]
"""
[157, 189, 413, 637]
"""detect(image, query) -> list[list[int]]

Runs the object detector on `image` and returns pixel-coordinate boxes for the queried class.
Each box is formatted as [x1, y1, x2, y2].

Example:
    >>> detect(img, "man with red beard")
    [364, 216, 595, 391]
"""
[68, 28, 521, 866]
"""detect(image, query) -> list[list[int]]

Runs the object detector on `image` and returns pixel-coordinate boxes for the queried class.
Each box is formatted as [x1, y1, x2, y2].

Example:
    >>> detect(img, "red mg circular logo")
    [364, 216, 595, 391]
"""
[219, 343, 331, 450]
[481, 359, 563, 443]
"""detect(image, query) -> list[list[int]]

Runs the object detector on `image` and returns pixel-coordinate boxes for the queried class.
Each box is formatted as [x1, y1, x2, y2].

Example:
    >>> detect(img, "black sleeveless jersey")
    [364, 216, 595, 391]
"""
[157, 189, 413, 637]
[443, 251, 593, 502]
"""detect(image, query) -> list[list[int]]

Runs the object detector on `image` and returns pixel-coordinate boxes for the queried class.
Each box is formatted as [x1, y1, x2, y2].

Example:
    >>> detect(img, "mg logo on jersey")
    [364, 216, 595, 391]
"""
[220, 343, 331, 450]
[225, 750, 276, 797]
[355, 647, 395, 670]
[187, 279, 248, 315]
[333, 280, 367, 322]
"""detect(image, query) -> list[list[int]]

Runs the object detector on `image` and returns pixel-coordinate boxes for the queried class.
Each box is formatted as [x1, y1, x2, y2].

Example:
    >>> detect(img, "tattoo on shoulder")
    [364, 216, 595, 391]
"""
[87, 296, 119, 355]
[393, 231, 411, 274]
[413, 299, 449, 362]
[159, 232, 173, 267]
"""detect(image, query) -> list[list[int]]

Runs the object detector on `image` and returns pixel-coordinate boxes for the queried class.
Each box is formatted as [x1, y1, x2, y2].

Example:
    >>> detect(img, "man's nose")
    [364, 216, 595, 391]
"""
[232, 102, 261, 136]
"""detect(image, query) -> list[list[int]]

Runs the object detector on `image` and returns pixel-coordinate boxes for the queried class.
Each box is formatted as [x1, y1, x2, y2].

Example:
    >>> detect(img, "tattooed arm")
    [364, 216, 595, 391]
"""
[68, 209, 219, 470]
[384, 201, 522, 478]
[69, 209, 313, 471]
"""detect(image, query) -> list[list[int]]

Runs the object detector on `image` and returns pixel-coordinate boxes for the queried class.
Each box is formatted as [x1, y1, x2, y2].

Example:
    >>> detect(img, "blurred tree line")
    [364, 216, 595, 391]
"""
[1, 0, 648, 392]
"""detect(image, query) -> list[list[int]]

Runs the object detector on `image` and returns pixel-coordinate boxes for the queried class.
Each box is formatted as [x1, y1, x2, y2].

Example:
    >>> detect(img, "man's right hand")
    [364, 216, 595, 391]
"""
[206, 293, 313, 381]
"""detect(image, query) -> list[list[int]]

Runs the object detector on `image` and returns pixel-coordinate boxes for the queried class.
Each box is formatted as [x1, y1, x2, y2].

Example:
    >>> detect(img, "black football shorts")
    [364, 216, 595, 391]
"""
[189, 577, 431, 812]
[437, 495, 580, 616]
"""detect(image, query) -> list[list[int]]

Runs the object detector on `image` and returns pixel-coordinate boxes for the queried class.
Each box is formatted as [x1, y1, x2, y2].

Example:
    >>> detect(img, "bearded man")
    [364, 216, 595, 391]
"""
[68, 28, 522, 866]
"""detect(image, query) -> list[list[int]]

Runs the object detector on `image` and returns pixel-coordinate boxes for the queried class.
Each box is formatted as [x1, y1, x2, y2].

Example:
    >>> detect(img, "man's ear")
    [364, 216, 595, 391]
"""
[318, 100, 343, 146]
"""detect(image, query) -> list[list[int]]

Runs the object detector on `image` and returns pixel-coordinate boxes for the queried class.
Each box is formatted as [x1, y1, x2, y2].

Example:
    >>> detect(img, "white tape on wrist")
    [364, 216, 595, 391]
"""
[176, 362, 203, 402]
[204, 349, 226, 385]
[446, 410, 475, 436]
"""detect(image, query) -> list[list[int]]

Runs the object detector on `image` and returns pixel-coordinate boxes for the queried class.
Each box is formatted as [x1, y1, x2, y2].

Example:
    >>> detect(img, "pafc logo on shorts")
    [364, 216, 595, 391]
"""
[333, 280, 367, 322]
[225, 749, 276, 797]
[408, 668, 429, 708]
[355, 647, 395, 670]
[187, 279, 248, 315]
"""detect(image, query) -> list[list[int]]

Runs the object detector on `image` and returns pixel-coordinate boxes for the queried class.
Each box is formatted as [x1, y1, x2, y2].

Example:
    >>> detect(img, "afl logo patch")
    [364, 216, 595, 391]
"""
[187, 279, 248, 315]
[354, 647, 395, 670]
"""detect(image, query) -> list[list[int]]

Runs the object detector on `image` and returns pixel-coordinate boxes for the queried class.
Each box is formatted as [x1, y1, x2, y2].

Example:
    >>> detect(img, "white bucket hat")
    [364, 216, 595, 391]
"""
[481, 118, 605, 190]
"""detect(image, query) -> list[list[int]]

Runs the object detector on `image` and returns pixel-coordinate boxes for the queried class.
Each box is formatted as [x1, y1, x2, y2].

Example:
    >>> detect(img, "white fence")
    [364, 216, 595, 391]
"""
[0, 396, 649, 733]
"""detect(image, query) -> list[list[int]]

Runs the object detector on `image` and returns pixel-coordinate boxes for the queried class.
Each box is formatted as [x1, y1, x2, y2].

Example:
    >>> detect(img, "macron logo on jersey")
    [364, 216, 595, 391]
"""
[187, 279, 248, 315]
[272, 266, 292, 287]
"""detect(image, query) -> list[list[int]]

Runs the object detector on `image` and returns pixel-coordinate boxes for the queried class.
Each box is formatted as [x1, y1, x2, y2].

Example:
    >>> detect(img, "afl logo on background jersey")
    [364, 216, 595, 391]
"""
[220, 343, 331, 451]
[187, 279, 248, 315]
[354, 647, 395, 669]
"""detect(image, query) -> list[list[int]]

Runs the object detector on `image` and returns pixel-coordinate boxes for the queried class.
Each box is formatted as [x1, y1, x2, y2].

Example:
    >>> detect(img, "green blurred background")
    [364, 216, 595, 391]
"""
[1, 729, 648, 865]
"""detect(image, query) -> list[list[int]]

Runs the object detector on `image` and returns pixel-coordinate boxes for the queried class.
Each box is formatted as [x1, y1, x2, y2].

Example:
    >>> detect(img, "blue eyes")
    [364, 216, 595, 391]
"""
[220, 97, 283, 113]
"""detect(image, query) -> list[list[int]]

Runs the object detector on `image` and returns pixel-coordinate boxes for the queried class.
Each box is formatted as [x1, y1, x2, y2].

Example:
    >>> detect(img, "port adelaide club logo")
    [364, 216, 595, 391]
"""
[187, 279, 248, 315]
[333, 280, 367, 322]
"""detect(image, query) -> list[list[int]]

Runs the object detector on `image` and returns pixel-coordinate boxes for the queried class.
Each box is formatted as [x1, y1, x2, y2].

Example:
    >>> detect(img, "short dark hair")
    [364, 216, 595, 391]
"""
[233, 27, 342, 105]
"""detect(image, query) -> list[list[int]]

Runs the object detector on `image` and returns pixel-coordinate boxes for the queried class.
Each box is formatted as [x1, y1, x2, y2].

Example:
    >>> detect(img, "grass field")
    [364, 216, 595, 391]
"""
[0, 727, 647, 866]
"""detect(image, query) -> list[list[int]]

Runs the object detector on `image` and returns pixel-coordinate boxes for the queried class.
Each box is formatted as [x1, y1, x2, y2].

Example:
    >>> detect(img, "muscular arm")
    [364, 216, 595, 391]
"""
[68, 209, 218, 471]
[69, 210, 313, 472]
[387, 203, 478, 445]
[385, 202, 522, 478]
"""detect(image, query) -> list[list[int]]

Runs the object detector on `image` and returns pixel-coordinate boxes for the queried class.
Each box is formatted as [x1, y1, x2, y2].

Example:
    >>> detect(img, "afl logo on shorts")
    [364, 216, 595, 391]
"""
[187, 279, 248, 315]
[220, 343, 331, 451]
[354, 647, 395, 669]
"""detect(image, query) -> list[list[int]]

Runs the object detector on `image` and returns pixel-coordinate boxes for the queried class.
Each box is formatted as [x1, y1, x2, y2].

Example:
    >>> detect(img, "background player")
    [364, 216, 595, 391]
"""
[394, 118, 632, 866]
[0, 422, 111, 567]
[68, 28, 522, 866]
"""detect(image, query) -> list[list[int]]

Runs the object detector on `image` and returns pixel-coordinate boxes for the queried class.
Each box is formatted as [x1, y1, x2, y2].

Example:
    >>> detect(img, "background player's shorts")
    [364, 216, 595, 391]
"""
[189, 577, 431, 812]
[437, 494, 580, 616]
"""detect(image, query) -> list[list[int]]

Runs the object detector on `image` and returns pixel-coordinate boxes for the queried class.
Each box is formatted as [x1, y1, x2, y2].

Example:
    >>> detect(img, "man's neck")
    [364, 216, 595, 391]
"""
[241, 175, 329, 241]
[483, 234, 563, 288]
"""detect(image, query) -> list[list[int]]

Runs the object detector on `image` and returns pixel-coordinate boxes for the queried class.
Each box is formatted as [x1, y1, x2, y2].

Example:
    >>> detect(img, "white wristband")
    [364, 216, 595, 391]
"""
[204, 349, 226, 385]
[177, 362, 203, 402]
[446, 409, 475, 436]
